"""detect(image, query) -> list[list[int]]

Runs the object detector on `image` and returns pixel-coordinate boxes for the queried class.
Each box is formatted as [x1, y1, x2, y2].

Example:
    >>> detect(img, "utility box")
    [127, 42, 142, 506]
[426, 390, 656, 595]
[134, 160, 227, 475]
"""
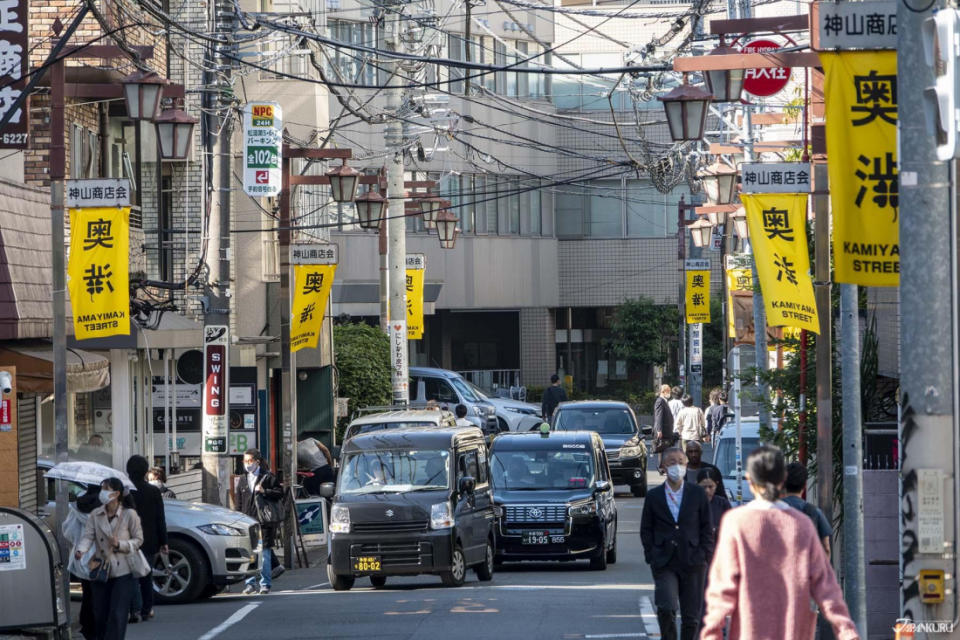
[0, 507, 69, 636]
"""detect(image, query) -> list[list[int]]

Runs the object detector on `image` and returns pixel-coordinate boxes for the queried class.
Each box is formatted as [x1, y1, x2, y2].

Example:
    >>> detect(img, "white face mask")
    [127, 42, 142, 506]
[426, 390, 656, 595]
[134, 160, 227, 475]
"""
[148, 480, 162, 488]
[99, 490, 117, 505]
[666, 464, 687, 483]
[244, 462, 259, 474]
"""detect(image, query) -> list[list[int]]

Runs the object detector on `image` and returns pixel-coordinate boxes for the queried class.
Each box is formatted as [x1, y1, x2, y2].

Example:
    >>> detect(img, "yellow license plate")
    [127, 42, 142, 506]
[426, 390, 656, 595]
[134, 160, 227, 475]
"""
[353, 556, 381, 572]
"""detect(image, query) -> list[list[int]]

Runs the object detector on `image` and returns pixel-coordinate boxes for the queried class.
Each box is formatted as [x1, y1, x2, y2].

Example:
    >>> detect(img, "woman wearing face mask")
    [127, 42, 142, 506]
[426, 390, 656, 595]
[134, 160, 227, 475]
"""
[696, 467, 731, 541]
[701, 445, 860, 640]
[236, 448, 284, 595]
[146, 467, 177, 499]
[74, 477, 144, 640]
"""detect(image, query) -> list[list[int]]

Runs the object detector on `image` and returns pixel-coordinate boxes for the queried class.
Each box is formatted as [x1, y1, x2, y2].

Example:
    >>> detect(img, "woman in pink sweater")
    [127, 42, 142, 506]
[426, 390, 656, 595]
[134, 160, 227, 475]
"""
[701, 445, 860, 640]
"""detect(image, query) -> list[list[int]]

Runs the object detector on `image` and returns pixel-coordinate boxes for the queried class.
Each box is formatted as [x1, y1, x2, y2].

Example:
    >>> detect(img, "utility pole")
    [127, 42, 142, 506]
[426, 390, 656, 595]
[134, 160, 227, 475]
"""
[898, 0, 956, 627]
[812, 163, 833, 521]
[201, 0, 234, 506]
[384, 10, 409, 404]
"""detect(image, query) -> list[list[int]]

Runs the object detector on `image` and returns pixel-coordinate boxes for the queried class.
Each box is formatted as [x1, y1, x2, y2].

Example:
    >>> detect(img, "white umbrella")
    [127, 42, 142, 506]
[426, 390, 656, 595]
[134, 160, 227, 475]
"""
[45, 460, 136, 490]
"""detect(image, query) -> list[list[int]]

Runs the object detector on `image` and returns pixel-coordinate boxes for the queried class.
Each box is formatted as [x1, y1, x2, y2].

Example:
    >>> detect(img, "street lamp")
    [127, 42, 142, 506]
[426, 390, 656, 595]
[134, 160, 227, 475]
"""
[658, 73, 713, 141]
[419, 196, 444, 229]
[435, 209, 459, 248]
[688, 217, 714, 248]
[154, 101, 198, 161]
[325, 159, 360, 203]
[703, 41, 745, 103]
[122, 70, 167, 121]
[730, 207, 748, 239]
[698, 162, 738, 205]
[355, 188, 387, 230]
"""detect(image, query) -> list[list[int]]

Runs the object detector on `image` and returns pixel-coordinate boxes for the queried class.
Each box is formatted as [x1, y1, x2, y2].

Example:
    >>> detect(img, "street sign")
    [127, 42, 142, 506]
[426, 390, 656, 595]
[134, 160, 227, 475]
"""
[0, 0, 29, 150]
[689, 323, 703, 373]
[390, 320, 408, 403]
[812, 0, 897, 51]
[684, 258, 710, 271]
[406, 254, 425, 269]
[242, 102, 282, 197]
[202, 325, 229, 454]
[740, 163, 811, 193]
[291, 243, 338, 265]
[742, 39, 791, 97]
[65, 179, 131, 208]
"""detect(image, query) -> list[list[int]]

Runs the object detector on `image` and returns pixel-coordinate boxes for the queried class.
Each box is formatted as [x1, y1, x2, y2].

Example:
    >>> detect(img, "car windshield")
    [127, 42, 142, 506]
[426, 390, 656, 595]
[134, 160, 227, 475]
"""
[347, 421, 434, 439]
[491, 449, 595, 490]
[450, 377, 481, 402]
[464, 380, 490, 400]
[554, 408, 636, 435]
[715, 437, 760, 477]
[339, 449, 450, 494]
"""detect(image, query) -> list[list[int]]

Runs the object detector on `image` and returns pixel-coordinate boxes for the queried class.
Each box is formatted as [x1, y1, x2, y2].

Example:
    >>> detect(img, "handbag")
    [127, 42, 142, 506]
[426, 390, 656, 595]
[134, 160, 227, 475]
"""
[128, 550, 153, 578]
[252, 475, 285, 525]
[88, 556, 110, 583]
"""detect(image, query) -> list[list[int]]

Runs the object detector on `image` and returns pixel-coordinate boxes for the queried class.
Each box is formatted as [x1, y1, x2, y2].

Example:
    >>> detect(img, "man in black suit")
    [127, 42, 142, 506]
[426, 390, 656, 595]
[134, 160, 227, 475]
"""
[653, 384, 676, 450]
[125, 455, 168, 621]
[640, 447, 715, 640]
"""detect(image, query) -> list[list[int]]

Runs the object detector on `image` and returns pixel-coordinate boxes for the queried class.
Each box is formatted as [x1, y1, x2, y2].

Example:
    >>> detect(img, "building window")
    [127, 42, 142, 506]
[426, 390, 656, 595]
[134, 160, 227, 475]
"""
[326, 20, 377, 86]
[459, 174, 474, 233]
[508, 177, 521, 234]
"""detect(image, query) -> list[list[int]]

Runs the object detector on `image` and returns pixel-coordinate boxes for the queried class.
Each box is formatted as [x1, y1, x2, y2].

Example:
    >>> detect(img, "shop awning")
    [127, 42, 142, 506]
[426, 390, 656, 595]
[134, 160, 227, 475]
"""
[0, 342, 110, 393]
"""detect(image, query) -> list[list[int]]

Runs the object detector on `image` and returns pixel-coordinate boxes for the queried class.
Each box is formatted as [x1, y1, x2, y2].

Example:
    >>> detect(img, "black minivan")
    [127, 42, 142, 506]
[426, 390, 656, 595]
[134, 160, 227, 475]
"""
[323, 426, 495, 590]
[489, 430, 618, 570]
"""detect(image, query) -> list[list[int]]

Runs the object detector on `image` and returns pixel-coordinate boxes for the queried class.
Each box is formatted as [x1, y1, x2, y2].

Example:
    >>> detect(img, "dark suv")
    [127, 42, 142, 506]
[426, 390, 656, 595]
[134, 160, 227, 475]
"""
[489, 431, 617, 570]
[551, 401, 648, 497]
[323, 426, 495, 590]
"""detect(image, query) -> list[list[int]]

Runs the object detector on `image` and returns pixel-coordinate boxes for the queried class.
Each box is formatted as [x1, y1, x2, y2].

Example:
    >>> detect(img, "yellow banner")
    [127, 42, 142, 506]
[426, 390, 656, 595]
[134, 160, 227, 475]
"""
[66, 207, 130, 340]
[822, 51, 899, 286]
[742, 193, 820, 334]
[685, 269, 710, 324]
[725, 267, 752, 338]
[291, 264, 336, 353]
[406, 268, 425, 339]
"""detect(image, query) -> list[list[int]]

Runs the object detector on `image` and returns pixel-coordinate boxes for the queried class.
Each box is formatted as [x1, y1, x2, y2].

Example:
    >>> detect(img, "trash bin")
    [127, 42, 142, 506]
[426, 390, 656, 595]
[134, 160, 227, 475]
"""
[0, 507, 69, 638]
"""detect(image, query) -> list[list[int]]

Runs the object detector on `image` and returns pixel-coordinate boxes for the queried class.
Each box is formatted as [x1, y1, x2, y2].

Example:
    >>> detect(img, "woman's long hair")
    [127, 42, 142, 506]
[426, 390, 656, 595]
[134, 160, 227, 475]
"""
[745, 444, 786, 501]
[103, 476, 136, 509]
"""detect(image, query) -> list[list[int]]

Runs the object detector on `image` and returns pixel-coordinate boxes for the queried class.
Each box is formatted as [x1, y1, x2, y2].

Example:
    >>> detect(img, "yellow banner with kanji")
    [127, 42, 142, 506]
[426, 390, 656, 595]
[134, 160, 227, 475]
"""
[821, 51, 899, 286]
[406, 268, 425, 339]
[291, 264, 336, 352]
[685, 269, 711, 324]
[725, 267, 752, 338]
[742, 193, 820, 334]
[66, 207, 130, 340]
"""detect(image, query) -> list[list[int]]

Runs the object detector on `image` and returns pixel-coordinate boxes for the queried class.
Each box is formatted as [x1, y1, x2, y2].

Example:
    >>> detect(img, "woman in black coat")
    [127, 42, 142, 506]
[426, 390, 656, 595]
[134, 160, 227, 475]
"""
[125, 455, 168, 622]
[237, 448, 284, 594]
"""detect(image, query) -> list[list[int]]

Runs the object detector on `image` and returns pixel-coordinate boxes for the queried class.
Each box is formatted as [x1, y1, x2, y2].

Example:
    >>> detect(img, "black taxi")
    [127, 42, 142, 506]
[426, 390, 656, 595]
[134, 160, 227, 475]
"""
[489, 430, 617, 570]
[323, 426, 495, 590]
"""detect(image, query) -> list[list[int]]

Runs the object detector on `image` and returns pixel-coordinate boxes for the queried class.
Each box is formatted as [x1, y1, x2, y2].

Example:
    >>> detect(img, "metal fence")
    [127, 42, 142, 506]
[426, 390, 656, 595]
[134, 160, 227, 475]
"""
[458, 369, 522, 398]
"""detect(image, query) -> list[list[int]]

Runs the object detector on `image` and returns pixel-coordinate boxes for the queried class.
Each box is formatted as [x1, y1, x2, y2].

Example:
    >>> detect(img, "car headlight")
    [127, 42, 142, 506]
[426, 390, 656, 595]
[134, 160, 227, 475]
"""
[330, 504, 351, 533]
[568, 500, 598, 517]
[492, 504, 504, 518]
[619, 445, 644, 458]
[431, 502, 455, 529]
[197, 523, 244, 536]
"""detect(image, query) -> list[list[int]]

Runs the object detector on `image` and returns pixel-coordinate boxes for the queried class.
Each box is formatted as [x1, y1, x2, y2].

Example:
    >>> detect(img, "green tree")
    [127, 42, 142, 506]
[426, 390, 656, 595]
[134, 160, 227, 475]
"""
[608, 297, 679, 377]
[703, 298, 725, 391]
[333, 322, 391, 438]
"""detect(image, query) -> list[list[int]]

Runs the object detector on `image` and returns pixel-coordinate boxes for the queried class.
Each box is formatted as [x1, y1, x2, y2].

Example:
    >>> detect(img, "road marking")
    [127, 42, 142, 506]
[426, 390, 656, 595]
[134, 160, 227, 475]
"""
[639, 596, 660, 638]
[197, 603, 260, 640]
[301, 581, 329, 590]
[585, 634, 646, 639]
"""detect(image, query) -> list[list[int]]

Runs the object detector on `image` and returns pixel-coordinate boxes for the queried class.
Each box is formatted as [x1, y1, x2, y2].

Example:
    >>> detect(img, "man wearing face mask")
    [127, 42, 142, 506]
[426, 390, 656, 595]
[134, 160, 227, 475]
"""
[640, 447, 714, 640]
[237, 448, 284, 595]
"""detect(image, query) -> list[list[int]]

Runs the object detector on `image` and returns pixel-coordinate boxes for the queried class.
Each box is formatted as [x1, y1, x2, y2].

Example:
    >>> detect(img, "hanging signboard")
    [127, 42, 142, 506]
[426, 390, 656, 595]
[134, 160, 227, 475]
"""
[202, 325, 229, 454]
[406, 254, 425, 340]
[66, 207, 131, 340]
[725, 254, 754, 340]
[742, 39, 791, 97]
[822, 51, 899, 287]
[812, 0, 897, 51]
[290, 265, 336, 353]
[741, 193, 820, 333]
[689, 323, 703, 374]
[741, 163, 811, 194]
[242, 102, 282, 197]
[291, 243, 338, 265]
[65, 179, 131, 208]
[684, 258, 711, 324]
[0, 0, 28, 150]
[391, 320, 408, 403]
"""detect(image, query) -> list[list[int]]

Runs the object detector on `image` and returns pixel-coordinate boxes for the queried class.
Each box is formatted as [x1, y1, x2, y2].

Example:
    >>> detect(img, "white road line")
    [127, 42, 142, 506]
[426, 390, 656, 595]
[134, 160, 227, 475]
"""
[585, 634, 646, 639]
[197, 603, 260, 640]
[639, 595, 660, 638]
[301, 581, 330, 590]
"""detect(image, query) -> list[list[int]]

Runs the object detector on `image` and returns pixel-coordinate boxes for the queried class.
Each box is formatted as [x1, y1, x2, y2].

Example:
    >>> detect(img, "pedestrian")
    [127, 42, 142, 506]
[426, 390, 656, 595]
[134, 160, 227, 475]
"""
[238, 448, 284, 595]
[695, 466, 731, 539]
[454, 404, 474, 427]
[675, 395, 706, 451]
[713, 392, 730, 446]
[541, 374, 568, 420]
[125, 455, 168, 623]
[685, 441, 726, 499]
[669, 386, 684, 420]
[146, 467, 177, 499]
[76, 434, 112, 466]
[653, 384, 676, 452]
[297, 438, 336, 495]
[65, 483, 102, 640]
[74, 477, 145, 640]
[782, 462, 832, 560]
[640, 447, 714, 640]
[704, 388, 723, 441]
[701, 445, 860, 640]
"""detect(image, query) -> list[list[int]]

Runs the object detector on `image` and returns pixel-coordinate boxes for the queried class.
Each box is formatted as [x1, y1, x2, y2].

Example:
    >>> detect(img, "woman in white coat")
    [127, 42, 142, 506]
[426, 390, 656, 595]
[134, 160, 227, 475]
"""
[75, 477, 144, 640]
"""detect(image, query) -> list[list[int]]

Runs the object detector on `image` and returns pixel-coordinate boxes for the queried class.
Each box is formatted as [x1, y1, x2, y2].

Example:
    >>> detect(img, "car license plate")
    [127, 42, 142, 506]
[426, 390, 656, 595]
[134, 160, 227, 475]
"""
[522, 533, 564, 545]
[353, 556, 381, 572]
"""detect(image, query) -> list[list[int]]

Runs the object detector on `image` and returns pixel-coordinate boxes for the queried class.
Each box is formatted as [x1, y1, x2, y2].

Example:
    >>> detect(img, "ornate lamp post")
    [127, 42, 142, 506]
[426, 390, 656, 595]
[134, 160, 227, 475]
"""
[703, 41, 745, 103]
[325, 159, 360, 203]
[355, 188, 387, 229]
[730, 207, 748, 240]
[154, 101, 198, 161]
[419, 196, 445, 230]
[435, 209, 459, 249]
[688, 217, 714, 248]
[122, 70, 166, 121]
[699, 162, 739, 205]
[658, 73, 713, 141]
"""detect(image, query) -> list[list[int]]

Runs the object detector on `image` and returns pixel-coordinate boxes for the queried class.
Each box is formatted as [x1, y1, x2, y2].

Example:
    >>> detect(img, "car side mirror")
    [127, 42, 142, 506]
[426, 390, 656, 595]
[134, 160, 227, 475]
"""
[318, 482, 336, 498]
[459, 476, 476, 495]
[595, 480, 611, 493]
[641, 425, 653, 437]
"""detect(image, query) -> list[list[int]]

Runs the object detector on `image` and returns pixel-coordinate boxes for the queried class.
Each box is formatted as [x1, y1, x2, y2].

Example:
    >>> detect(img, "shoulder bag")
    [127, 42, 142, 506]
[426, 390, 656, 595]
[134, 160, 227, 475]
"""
[253, 475, 285, 525]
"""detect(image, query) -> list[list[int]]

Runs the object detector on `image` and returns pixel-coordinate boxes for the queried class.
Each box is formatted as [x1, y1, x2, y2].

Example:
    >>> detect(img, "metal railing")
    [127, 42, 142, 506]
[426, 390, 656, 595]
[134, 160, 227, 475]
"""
[864, 422, 898, 470]
[457, 369, 522, 398]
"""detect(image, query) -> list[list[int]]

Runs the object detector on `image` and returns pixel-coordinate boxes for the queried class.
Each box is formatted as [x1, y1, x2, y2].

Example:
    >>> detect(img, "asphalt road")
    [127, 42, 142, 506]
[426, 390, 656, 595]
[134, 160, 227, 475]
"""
[127, 458, 667, 640]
